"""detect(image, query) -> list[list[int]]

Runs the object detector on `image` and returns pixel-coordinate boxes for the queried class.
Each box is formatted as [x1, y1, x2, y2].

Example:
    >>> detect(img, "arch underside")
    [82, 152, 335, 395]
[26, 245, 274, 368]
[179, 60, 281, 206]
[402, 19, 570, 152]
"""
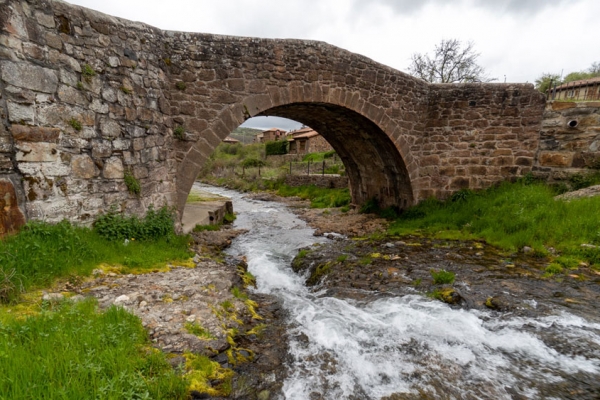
[260, 102, 414, 209]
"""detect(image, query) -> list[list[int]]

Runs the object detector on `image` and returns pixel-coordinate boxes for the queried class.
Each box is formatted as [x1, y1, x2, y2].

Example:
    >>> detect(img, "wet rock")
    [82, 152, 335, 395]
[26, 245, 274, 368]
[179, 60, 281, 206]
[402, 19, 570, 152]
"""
[522, 246, 533, 254]
[42, 292, 64, 302]
[485, 295, 511, 311]
[436, 287, 462, 304]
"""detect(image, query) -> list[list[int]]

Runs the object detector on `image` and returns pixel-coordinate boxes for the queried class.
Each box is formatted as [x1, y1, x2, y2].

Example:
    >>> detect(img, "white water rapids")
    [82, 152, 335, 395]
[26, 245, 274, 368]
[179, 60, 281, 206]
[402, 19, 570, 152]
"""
[198, 184, 600, 399]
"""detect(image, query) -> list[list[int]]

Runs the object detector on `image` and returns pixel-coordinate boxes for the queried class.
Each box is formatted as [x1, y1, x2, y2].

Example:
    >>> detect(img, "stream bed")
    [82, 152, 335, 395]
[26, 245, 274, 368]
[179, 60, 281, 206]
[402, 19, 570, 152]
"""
[198, 184, 600, 400]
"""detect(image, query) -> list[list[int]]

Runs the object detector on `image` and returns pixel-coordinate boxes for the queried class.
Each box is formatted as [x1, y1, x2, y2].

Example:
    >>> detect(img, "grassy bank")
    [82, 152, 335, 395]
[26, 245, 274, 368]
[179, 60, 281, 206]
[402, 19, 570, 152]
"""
[388, 180, 600, 269]
[0, 207, 192, 303]
[0, 299, 188, 399]
[0, 207, 199, 398]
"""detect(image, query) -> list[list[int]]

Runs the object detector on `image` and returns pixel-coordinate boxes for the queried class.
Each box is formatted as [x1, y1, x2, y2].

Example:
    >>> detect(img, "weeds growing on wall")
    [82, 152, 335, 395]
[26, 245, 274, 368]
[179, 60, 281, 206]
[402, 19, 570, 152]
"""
[0, 299, 188, 399]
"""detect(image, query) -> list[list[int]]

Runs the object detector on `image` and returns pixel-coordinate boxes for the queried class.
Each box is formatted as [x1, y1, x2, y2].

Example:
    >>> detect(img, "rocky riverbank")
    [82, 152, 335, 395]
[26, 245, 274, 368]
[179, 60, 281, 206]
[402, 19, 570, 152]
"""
[285, 204, 600, 399]
[49, 226, 291, 399]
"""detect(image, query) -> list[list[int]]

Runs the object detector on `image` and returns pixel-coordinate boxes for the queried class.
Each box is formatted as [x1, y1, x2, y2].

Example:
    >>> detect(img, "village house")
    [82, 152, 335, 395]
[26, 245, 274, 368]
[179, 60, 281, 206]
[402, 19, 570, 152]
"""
[222, 136, 240, 144]
[287, 127, 333, 155]
[254, 128, 286, 143]
[549, 77, 600, 101]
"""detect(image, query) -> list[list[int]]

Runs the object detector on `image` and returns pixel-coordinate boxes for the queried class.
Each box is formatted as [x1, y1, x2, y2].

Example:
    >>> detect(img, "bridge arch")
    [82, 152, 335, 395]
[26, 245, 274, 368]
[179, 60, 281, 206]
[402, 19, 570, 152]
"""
[0, 0, 546, 229]
[175, 88, 419, 214]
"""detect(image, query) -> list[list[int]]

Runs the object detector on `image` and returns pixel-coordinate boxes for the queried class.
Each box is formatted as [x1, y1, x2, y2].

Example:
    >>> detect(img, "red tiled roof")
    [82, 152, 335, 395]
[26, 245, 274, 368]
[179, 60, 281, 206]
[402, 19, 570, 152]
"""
[293, 130, 319, 139]
[555, 77, 600, 90]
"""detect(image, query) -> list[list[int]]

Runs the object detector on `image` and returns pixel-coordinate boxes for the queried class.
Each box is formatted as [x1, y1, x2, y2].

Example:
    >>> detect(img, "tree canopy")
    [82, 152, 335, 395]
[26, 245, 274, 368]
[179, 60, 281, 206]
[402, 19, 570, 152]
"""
[408, 39, 495, 84]
[534, 62, 600, 93]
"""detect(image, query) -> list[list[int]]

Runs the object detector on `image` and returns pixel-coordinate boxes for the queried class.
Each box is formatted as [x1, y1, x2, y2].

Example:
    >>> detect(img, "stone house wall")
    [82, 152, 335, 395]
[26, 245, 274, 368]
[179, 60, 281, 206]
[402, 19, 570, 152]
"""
[533, 101, 600, 181]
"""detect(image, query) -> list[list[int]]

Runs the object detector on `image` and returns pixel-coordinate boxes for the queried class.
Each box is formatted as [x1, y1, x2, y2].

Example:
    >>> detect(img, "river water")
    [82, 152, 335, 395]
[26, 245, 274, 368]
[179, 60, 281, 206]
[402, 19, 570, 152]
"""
[197, 184, 600, 399]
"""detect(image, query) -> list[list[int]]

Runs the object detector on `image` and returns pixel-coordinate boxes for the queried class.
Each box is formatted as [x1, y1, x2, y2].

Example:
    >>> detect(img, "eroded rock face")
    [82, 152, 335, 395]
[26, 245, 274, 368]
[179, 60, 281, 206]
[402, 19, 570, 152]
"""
[0, 179, 26, 237]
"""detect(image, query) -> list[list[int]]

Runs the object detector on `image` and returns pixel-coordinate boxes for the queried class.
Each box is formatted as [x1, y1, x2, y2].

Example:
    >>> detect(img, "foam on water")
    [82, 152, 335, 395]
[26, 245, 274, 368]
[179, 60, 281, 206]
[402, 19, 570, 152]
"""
[197, 184, 600, 399]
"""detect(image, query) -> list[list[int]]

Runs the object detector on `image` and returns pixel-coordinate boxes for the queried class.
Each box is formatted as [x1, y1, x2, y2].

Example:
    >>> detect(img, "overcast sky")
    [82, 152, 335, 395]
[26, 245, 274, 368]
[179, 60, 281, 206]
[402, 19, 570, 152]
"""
[66, 0, 599, 130]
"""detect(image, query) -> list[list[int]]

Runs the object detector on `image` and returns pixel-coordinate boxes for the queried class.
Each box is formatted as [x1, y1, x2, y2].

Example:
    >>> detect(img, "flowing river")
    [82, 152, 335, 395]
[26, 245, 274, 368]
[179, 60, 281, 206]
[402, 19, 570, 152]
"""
[197, 184, 600, 399]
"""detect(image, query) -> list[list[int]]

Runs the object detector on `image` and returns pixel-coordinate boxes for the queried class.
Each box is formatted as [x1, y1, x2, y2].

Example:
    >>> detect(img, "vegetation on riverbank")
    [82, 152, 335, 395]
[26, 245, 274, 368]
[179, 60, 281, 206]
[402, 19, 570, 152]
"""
[388, 179, 600, 269]
[0, 207, 191, 303]
[0, 207, 215, 399]
[0, 299, 188, 399]
[200, 142, 345, 195]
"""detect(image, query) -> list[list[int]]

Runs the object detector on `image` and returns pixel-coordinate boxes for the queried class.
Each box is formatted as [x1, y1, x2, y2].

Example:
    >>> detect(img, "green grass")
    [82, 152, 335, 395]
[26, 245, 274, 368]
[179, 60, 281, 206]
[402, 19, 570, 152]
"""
[193, 224, 221, 232]
[302, 150, 336, 162]
[0, 210, 192, 303]
[276, 184, 351, 208]
[389, 180, 600, 267]
[0, 299, 188, 399]
[184, 321, 216, 340]
[430, 269, 455, 284]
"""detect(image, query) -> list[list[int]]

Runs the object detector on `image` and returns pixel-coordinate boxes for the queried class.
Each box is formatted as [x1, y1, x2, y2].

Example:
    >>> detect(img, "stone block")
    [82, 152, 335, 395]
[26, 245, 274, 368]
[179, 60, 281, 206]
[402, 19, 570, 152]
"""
[71, 154, 96, 179]
[100, 118, 122, 138]
[16, 142, 59, 162]
[1, 61, 58, 93]
[11, 125, 60, 143]
[0, 179, 26, 237]
[92, 141, 113, 158]
[103, 157, 124, 179]
[538, 151, 574, 167]
[551, 102, 577, 111]
[58, 85, 88, 106]
[7, 102, 34, 123]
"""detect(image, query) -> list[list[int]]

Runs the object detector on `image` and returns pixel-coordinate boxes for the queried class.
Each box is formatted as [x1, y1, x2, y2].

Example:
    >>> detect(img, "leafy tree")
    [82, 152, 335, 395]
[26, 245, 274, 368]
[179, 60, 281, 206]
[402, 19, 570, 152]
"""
[408, 39, 495, 83]
[534, 73, 561, 93]
[535, 61, 600, 93]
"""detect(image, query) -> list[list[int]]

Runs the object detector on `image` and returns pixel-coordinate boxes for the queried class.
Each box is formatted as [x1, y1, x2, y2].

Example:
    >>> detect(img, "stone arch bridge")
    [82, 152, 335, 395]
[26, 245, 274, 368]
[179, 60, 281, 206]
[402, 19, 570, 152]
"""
[0, 0, 545, 234]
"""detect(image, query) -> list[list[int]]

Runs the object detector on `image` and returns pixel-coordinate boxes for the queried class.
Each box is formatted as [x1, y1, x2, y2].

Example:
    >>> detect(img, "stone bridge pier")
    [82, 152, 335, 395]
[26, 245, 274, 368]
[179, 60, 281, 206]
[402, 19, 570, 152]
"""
[0, 0, 545, 234]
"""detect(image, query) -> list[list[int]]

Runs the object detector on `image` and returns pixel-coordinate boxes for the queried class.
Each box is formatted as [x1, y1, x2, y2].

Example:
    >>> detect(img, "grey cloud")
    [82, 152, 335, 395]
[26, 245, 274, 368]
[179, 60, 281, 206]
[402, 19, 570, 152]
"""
[354, 0, 582, 15]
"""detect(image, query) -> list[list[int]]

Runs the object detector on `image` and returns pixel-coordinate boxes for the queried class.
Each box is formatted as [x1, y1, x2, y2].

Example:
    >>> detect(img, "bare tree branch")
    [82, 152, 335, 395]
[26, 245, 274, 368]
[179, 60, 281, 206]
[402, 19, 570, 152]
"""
[408, 39, 496, 84]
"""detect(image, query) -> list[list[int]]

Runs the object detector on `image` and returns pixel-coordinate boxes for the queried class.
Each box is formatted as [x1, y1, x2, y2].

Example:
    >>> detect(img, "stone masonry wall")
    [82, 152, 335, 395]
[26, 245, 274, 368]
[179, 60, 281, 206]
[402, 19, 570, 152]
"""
[0, 0, 176, 229]
[533, 101, 600, 181]
[284, 174, 348, 189]
[418, 84, 545, 200]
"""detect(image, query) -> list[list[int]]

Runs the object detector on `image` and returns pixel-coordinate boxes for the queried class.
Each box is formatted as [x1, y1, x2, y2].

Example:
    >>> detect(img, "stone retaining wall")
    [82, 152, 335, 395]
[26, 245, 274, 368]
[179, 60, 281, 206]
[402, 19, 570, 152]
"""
[533, 101, 600, 181]
[285, 175, 349, 189]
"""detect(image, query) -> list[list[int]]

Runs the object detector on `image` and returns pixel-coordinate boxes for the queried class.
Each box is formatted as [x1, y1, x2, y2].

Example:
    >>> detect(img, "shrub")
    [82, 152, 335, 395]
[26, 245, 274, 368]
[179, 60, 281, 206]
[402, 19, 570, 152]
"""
[430, 269, 455, 284]
[93, 205, 176, 242]
[265, 140, 288, 156]
[241, 158, 266, 168]
[302, 150, 336, 162]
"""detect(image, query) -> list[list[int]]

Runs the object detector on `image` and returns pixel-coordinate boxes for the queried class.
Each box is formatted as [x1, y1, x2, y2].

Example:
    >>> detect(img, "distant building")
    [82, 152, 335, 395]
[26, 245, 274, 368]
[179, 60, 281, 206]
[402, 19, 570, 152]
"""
[550, 77, 600, 101]
[255, 128, 286, 143]
[222, 136, 240, 144]
[287, 127, 333, 155]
